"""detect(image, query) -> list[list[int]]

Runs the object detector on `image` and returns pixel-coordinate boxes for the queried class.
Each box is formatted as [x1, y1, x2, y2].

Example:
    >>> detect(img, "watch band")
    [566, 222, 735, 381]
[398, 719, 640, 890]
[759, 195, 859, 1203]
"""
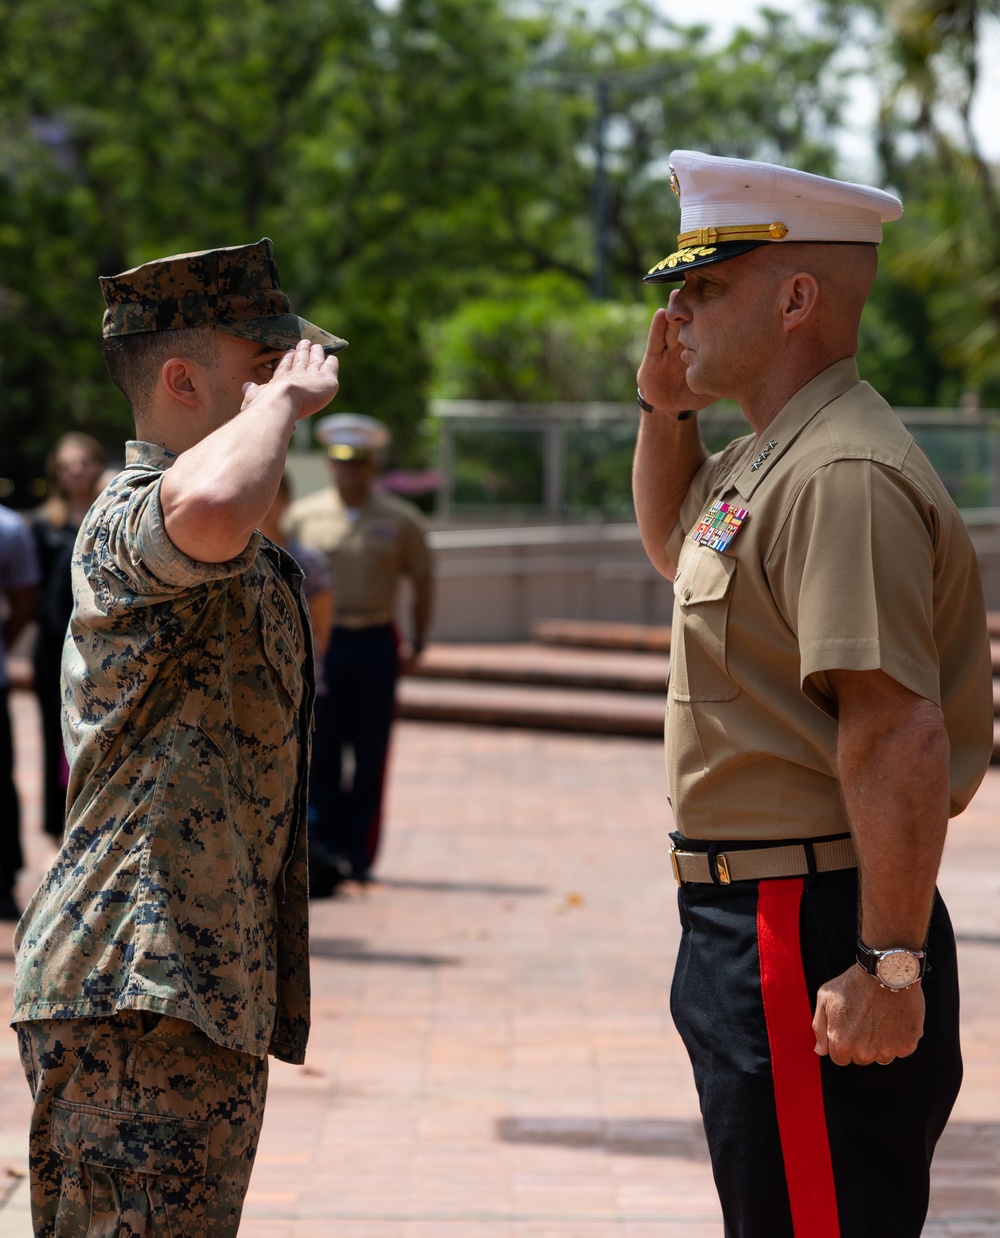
[856, 940, 927, 991]
[636, 388, 696, 421]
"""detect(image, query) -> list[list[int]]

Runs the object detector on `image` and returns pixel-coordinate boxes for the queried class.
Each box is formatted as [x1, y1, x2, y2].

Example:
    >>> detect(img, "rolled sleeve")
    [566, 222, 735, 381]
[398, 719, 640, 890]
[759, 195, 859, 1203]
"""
[104, 474, 260, 596]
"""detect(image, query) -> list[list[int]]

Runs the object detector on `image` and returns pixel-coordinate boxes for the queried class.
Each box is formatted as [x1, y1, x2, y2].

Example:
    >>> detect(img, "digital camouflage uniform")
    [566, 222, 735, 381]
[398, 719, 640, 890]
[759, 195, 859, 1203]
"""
[12, 238, 344, 1237]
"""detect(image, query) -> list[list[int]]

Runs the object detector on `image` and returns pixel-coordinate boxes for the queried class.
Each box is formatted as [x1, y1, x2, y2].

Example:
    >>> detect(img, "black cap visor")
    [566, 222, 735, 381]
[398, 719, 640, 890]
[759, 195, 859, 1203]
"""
[643, 240, 766, 283]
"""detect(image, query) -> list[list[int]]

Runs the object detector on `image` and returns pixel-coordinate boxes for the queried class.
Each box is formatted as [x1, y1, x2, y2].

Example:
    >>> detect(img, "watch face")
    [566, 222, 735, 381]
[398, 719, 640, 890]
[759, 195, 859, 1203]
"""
[875, 950, 921, 989]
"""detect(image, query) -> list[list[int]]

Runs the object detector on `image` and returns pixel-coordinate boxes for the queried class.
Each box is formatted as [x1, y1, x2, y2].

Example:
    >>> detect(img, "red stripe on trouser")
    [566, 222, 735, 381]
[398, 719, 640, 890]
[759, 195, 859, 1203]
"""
[757, 877, 840, 1237]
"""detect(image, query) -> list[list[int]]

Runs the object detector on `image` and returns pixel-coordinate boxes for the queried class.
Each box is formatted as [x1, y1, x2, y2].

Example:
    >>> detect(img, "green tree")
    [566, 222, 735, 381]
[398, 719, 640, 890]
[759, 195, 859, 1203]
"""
[0, 0, 588, 477]
[822, 0, 1000, 401]
[5, 0, 995, 512]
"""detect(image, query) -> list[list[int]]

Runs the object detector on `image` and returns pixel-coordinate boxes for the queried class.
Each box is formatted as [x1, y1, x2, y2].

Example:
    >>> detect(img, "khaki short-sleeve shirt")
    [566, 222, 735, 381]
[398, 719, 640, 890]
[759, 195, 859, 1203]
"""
[13, 442, 313, 1063]
[665, 359, 993, 841]
[286, 486, 431, 619]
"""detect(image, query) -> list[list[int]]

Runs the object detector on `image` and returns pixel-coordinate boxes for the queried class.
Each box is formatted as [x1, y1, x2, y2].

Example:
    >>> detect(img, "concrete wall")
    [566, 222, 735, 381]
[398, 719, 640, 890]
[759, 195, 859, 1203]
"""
[418, 523, 676, 642]
[411, 521, 1000, 643]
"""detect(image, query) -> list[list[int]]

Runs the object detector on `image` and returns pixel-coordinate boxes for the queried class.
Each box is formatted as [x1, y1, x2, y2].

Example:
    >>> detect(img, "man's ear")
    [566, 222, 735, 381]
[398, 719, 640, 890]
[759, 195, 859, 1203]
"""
[780, 273, 820, 331]
[160, 357, 202, 407]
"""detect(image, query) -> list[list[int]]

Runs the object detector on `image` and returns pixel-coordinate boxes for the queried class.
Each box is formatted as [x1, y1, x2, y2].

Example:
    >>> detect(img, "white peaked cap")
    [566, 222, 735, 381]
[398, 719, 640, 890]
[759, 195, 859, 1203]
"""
[314, 413, 391, 460]
[645, 150, 903, 282]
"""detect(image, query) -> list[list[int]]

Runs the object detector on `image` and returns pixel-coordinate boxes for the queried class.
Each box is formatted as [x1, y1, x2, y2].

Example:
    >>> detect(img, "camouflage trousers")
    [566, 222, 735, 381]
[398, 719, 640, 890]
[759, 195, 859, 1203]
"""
[16, 1010, 268, 1237]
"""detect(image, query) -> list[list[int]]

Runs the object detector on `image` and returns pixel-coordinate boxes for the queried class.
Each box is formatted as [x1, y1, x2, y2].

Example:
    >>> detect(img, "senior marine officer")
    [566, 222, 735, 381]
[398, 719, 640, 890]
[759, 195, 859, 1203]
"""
[286, 413, 433, 890]
[13, 239, 344, 1237]
[631, 151, 993, 1238]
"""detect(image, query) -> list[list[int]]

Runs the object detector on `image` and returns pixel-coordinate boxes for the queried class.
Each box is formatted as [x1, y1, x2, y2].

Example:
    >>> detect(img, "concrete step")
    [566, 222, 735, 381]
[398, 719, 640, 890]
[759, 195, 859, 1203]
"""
[403, 671, 1000, 760]
[398, 675, 664, 737]
[535, 615, 1000, 658]
[533, 618, 671, 652]
[414, 642, 669, 693]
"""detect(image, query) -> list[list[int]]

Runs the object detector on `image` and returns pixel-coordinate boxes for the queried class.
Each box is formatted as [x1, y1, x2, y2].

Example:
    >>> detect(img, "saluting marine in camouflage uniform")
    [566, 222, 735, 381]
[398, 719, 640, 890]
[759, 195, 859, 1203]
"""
[13, 239, 345, 1236]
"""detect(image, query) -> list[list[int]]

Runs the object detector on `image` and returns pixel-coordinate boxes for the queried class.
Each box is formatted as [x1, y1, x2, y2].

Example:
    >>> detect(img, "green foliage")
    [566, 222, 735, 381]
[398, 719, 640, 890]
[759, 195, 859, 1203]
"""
[0, 0, 586, 476]
[823, 1, 1000, 399]
[430, 273, 652, 402]
[2, 0, 999, 514]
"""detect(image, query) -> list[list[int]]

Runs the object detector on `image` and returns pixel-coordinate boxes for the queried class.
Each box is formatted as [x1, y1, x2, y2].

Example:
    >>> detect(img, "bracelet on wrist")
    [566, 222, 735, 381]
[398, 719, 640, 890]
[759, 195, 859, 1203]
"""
[636, 388, 696, 421]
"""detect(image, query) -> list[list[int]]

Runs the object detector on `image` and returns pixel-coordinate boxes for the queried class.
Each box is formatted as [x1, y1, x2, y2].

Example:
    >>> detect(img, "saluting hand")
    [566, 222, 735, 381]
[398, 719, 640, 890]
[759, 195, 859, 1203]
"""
[636, 296, 714, 416]
[813, 964, 925, 1067]
[241, 339, 340, 422]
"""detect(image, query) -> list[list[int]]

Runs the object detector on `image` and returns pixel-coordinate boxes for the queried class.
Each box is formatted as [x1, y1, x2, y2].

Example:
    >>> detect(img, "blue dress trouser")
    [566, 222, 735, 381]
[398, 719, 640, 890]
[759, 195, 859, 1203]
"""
[671, 838, 962, 1238]
[309, 623, 398, 876]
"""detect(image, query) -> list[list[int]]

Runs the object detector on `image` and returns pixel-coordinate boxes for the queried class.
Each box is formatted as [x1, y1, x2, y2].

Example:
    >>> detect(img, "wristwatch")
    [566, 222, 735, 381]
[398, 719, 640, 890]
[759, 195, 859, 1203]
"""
[856, 941, 926, 991]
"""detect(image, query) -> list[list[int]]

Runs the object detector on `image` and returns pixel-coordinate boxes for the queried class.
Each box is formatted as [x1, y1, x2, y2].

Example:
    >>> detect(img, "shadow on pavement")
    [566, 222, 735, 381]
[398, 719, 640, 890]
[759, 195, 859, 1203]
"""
[376, 876, 549, 897]
[495, 1116, 711, 1161]
[309, 937, 460, 967]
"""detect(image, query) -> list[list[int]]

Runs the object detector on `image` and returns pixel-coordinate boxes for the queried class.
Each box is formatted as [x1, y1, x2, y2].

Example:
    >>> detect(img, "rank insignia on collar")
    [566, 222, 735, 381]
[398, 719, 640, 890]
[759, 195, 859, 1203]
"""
[692, 500, 749, 553]
[750, 439, 778, 472]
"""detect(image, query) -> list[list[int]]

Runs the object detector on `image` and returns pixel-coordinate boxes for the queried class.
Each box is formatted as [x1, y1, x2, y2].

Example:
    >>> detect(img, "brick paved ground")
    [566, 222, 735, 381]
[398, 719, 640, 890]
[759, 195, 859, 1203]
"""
[1, 690, 998, 1235]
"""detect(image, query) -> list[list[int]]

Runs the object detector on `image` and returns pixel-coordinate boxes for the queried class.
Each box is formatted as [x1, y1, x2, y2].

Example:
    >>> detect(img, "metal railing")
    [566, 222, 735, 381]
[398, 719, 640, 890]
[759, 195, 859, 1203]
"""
[430, 399, 1000, 523]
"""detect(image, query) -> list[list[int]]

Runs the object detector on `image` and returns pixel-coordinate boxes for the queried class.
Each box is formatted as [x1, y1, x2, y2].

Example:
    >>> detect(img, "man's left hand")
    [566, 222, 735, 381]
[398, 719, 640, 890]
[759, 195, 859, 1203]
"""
[813, 964, 925, 1066]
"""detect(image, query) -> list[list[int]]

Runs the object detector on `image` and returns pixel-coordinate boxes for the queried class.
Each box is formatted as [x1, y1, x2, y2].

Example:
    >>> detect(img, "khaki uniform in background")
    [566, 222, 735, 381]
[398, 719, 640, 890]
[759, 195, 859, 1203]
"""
[288, 483, 431, 622]
[286, 482, 431, 883]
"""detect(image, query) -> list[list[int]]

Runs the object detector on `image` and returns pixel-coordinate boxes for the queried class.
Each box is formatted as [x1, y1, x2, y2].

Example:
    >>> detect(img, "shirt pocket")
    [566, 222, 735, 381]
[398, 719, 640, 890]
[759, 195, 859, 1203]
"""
[671, 546, 739, 702]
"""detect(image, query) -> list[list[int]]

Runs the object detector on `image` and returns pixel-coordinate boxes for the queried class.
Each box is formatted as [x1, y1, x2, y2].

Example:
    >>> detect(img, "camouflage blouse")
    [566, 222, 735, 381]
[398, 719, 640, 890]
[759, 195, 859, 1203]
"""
[13, 442, 312, 1064]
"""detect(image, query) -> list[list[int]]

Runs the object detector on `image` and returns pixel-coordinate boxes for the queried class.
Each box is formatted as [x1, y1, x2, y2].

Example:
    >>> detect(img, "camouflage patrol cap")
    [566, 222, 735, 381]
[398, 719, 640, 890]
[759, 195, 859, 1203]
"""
[99, 238, 347, 353]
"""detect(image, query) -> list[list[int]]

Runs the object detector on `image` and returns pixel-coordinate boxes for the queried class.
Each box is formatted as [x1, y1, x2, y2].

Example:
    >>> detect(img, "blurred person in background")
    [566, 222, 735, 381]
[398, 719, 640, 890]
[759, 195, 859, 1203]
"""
[0, 503, 40, 920]
[286, 413, 433, 893]
[258, 471, 335, 670]
[31, 432, 108, 841]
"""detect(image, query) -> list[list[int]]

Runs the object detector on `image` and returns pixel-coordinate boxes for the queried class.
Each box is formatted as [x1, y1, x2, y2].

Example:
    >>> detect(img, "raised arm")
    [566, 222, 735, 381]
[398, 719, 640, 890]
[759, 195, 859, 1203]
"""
[161, 340, 340, 564]
[632, 303, 713, 580]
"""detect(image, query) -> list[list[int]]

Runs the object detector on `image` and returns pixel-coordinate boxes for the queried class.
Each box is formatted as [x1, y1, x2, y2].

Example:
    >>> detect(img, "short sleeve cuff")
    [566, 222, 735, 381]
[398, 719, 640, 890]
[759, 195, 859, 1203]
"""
[132, 477, 262, 588]
[801, 638, 942, 715]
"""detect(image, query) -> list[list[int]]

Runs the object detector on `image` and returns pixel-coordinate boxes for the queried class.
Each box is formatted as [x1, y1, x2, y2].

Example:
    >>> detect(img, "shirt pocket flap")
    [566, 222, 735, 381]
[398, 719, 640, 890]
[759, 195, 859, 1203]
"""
[50, 1098, 209, 1178]
[675, 548, 736, 607]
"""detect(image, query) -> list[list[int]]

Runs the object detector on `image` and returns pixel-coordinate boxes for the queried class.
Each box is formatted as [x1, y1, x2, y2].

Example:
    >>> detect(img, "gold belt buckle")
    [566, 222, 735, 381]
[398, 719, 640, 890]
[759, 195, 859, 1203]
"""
[670, 847, 683, 886]
[715, 854, 732, 885]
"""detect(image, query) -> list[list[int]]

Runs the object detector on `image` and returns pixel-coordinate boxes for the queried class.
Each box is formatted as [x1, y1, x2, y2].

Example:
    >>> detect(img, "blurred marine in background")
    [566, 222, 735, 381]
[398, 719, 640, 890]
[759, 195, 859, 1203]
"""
[286, 413, 433, 892]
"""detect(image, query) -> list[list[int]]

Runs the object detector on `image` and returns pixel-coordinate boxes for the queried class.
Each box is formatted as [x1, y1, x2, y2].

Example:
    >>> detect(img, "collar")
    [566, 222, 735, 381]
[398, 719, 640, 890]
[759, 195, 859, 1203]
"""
[732, 358, 860, 500]
[124, 440, 178, 470]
